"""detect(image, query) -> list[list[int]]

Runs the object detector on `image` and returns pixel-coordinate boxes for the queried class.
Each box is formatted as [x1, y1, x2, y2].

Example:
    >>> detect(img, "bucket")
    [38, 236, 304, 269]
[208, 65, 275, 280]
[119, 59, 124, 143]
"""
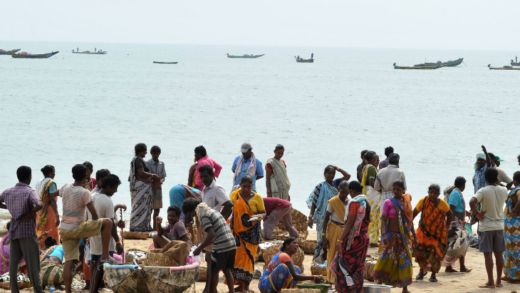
[362, 284, 392, 293]
[296, 283, 331, 293]
[465, 223, 473, 235]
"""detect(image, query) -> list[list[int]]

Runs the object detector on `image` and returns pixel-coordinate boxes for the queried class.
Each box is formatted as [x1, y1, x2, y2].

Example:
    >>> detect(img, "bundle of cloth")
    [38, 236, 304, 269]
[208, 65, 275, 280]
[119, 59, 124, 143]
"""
[442, 220, 469, 268]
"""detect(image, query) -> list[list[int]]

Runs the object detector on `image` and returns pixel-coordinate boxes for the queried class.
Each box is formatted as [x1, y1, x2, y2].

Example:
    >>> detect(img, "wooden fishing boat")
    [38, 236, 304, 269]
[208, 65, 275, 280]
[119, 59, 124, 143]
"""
[488, 64, 520, 70]
[393, 63, 443, 70]
[511, 57, 520, 66]
[153, 61, 178, 64]
[414, 58, 463, 67]
[0, 49, 20, 55]
[227, 53, 264, 58]
[295, 53, 314, 63]
[72, 48, 106, 54]
[12, 51, 59, 59]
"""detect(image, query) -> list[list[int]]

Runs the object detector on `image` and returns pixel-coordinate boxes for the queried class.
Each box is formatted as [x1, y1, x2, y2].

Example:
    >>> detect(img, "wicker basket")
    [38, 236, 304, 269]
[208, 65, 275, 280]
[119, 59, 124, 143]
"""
[299, 239, 317, 255]
[310, 262, 327, 276]
[281, 289, 320, 293]
[0, 281, 32, 290]
[276, 209, 308, 231]
[198, 265, 207, 282]
[125, 248, 147, 264]
[364, 259, 377, 281]
[262, 243, 305, 273]
[144, 249, 181, 267]
[123, 231, 149, 239]
[271, 229, 308, 241]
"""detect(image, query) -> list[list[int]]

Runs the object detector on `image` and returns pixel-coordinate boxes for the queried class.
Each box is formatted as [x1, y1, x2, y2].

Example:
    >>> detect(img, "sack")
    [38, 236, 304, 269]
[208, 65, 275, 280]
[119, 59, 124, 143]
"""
[469, 202, 482, 225]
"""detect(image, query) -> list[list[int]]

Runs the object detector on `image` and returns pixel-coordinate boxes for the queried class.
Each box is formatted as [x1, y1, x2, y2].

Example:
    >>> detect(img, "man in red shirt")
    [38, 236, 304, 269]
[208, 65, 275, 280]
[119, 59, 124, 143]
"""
[263, 197, 298, 239]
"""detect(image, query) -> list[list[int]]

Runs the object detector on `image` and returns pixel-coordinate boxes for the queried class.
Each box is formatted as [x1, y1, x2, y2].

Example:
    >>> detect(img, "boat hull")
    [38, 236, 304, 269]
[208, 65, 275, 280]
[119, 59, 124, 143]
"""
[296, 59, 314, 63]
[511, 61, 520, 66]
[72, 51, 107, 55]
[12, 51, 59, 59]
[227, 54, 264, 58]
[153, 61, 178, 64]
[394, 65, 443, 70]
[0, 49, 21, 55]
[489, 67, 520, 70]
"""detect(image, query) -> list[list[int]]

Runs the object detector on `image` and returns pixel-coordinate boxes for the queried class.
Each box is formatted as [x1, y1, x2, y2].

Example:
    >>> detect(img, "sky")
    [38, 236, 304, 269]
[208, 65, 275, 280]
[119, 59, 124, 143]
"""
[1, 0, 520, 50]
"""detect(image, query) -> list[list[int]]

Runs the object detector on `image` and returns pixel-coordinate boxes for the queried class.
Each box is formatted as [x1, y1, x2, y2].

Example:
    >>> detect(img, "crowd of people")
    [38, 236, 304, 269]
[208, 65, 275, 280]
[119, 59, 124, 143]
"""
[0, 142, 519, 293]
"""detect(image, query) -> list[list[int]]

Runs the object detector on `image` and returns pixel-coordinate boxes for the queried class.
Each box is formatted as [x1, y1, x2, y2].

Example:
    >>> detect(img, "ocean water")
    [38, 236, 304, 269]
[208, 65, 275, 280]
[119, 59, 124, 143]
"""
[1, 41, 519, 221]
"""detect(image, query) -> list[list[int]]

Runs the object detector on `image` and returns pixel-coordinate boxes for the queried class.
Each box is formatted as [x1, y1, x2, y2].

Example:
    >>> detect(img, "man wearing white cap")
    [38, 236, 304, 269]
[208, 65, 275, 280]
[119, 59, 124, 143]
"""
[231, 142, 264, 192]
[473, 145, 493, 193]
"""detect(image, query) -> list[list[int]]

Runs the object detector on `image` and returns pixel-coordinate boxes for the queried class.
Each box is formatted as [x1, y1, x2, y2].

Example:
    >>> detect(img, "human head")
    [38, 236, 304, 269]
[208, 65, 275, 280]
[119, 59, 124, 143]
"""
[83, 161, 93, 178]
[348, 181, 363, 197]
[41, 165, 55, 179]
[427, 184, 441, 200]
[475, 153, 486, 169]
[182, 198, 201, 218]
[72, 164, 87, 183]
[487, 152, 496, 165]
[484, 167, 498, 185]
[360, 150, 368, 160]
[324, 165, 336, 183]
[454, 176, 466, 192]
[151, 145, 161, 161]
[199, 165, 215, 187]
[375, 155, 380, 167]
[101, 174, 121, 196]
[44, 236, 57, 249]
[241, 142, 253, 160]
[95, 169, 111, 187]
[338, 181, 350, 201]
[364, 151, 377, 165]
[517, 155, 520, 166]
[274, 144, 284, 160]
[17, 166, 32, 184]
[513, 171, 520, 187]
[240, 175, 254, 195]
[280, 238, 299, 255]
[392, 180, 405, 197]
[384, 146, 394, 158]
[167, 205, 181, 225]
[493, 154, 503, 167]
[194, 145, 207, 161]
[134, 143, 147, 157]
[388, 153, 400, 166]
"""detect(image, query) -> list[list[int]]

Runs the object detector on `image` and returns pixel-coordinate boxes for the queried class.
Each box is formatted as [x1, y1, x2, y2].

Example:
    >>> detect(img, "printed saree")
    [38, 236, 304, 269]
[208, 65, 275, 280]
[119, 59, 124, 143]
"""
[35, 178, 59, 248]
[504, 187, 520, 281]
[259, 252, 301, 293]
[266, 158, 291, 200]
[362, 165, 381, 244]
[325, 195, 347, 282]
[39, 246, 64, 287]
[129, 156, 154, 232]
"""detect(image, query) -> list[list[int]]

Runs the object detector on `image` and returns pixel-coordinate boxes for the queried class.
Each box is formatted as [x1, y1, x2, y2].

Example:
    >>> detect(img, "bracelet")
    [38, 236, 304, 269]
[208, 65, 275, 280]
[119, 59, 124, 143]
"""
[337, 239, 343, 243]
[312, 275, 316, 281]
[309, 214, 313, 218]
[116, 240, 121, 245]
[321, 233, 326, 237]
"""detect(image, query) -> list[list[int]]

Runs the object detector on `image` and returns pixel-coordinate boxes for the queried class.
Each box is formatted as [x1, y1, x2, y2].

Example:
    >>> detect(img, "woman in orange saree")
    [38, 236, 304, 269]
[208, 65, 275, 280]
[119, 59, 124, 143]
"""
[35, 165, 60, 249]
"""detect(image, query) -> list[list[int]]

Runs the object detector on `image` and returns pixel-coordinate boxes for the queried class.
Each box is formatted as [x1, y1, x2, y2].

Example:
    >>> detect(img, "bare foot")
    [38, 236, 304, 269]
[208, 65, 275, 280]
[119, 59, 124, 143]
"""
[478, 283, 495, 289]
[445, 266, 458, 273]
[460, 267, 472, 273]
[402, 286, 411, 293]
[495, 283, 503, 288]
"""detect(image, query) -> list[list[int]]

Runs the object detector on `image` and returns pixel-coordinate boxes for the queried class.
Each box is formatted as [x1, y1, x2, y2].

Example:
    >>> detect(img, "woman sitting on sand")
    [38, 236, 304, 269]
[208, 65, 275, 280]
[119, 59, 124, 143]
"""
[39, 237, 65, 290]
[361, 151, 381, 247]
[258, 238, 324, 293]
[331, 181, 370, 293]
[0, 222, 27, 275]
[35, 165, 60, 249]
[503, 171, 520, 283]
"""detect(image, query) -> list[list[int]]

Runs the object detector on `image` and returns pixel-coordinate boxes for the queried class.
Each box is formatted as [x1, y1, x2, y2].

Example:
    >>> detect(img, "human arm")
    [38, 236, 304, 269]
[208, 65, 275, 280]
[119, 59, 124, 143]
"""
[213, 160, 222, 178]
[336, 212, 356, 252]
[285, 260, 324, 282]
[380, 215, 389, 247]
[155, 216, 164, 235]
[22, 190, 43, 221]
[110, 218, 124, 255]
[322, 211, 331, 251]
[513, 192, 520, 215]
[221, 200, 234, 220]
[255, 160, 264, 181]
[266, 167, 273, 197]
[481, 145, 492, 168]
[334, 166, 351, 181]
[86, 202, 99, 221]
[367, 166, 376, 188]
[412, 208, 419, 220]
[374, 175, 382, 192]
[469, 197, 486, 220]
[49, 187, 60, 227]
[192, 227, 215, 256]
[445, 209, 453, 232]
[307, 203, 316, 229]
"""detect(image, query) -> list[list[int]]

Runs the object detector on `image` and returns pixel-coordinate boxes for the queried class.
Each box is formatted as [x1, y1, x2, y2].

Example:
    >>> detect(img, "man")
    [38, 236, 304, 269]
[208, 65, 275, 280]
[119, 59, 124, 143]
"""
[182, 198, 235, 293]
[469, 168, 508, 289]
[89, 174, 124, 293]
[194, 145, 222, 190]
[488, 152, 513, 190]
[200, 165, 233, 217]
[263, 197, 298, 239]
[153, 205, 191, 248]
[0, 166, 45, 293]
[148, 145, 167, 230]
[374, 153, 406, 204]
[56, 164, 113, 293]
[231, 142, 264, 191]
[378, 146, 394, 170]
[473, 145, 493, 193]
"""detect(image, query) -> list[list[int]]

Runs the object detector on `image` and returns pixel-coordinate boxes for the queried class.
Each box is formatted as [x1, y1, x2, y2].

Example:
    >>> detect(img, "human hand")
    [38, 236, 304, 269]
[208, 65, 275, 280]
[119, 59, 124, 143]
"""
[336, 241, 342, 252]
[314, 275, 325, 283]
[481, 145, 487, 153]
[412, 238, 418, 249]
[266, 190, 272, 198]
[117, 220, 125, 229]
[193, 247, 201, 256]
[55, 215, 60, 227]
[116, 243, 124, 255]
[476, 211, 486, 220]
[21, 212, 35, 221]
[307, 218, 314, 229]
[156, 216, 163, 224]
[115, 204, 127, 212]
[322, 238, 329, 249]
[383, 237, 389, 247]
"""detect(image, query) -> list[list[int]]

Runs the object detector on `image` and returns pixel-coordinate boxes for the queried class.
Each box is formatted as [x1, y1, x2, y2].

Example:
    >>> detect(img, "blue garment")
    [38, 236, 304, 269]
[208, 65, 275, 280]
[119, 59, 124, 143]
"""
[448, 190, 464, 213]
[232, 156, 264, 190]
[169, 184, 201, 207]
[49, 184, 56, 194]
[48, 246, 64, 262]
[474, 165, 488, 193]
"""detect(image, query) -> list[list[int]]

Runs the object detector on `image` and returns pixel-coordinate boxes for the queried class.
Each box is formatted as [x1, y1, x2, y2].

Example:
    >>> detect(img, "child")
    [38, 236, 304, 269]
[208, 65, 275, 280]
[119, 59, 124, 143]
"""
[148, 145, 167, 230]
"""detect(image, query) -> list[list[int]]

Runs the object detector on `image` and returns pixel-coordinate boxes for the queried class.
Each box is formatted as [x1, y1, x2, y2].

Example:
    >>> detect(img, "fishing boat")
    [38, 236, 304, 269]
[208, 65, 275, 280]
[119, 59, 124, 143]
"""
[511, 57, 520, 66]
[488, 64, 520, 70]
[153, 61, 178, 64]
[393, 63, 443, 70]
[295, 53, 314, 63]
[226, 53, 264, 58]
[414, 58, 464, 67]
[12, 51, 59, 59]
[0, 49, 20, 55]
[72, 48, 106, 54]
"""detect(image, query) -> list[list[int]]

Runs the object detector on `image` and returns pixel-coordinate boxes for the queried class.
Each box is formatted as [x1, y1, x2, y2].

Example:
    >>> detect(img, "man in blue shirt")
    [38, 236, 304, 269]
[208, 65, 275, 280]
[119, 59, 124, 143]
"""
[231, 142, 264, 191]
[474, 145, 492, 193]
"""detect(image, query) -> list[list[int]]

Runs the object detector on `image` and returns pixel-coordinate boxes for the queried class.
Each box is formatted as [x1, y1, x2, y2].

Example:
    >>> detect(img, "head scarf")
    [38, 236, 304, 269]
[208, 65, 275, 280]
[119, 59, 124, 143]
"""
[475, 153, 486, 169]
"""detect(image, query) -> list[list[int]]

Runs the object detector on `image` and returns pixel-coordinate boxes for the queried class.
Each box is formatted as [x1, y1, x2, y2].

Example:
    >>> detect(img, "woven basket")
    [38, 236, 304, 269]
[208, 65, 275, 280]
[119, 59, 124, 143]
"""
[271, 229, 308, 241]
[299, 239, 317, 255]
[262, 244, 305, 273]
[364, 259, 377, 281]
[281, 289, 320, 293]
[276, 209, 308, 231]
[310, 262, 327, 276]
[144, 249, 181, 267]
[125, 248, 147, 264]
[198, 265, 207, 282]
[123, 231, 149, 239]
[0, 281, 32, 290]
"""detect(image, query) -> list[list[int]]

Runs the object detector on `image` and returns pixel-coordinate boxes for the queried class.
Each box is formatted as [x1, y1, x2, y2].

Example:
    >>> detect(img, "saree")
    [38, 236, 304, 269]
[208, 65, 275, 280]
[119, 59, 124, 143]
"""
[266, 158, 291, 200]
[362, 165, 381, 245]
[0, 234, 26, 275]
[39, 246, 64, 287]
[325, 196, 347, 282]
[258, 252, 302, 293]
[331, 196, 369, 293]
[504, 186, 520, 281]
[413, 196, 449, 273]
[307, 182, 339, 260]
[129, 156, 153, 232]
[35, 178, 59, 248]
[230, 189, 262, 284]
[373, 197, 413, 288]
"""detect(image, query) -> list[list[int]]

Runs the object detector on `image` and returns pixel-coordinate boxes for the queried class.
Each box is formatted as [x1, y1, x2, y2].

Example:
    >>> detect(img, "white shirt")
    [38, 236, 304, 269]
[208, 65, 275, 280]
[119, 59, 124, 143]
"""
[88, 192, 116, 254]
[202, 181, 229, 212]
[374, 165, 407, 192]
[474, 185, 508, 232]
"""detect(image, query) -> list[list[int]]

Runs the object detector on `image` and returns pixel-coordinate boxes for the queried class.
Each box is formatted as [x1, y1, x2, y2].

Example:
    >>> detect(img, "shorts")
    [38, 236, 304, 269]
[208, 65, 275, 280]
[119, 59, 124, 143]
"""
[210, 249, 236, 272]
[478, 230, 506, 253]
[91, 251, 114, 262]
[60, 219, 103, 261]
[152, 189, 163, 209]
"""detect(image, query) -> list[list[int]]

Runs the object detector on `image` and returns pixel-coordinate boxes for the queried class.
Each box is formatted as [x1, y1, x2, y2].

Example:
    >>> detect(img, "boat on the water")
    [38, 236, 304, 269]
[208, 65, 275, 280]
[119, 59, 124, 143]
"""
[12, 51, 59, 59]
[153, 61, 178, 64]
[511, 57, 520, 66]
[414, 57, 464, 67]
[72, 48, 106, 54]
[488, 64, 520, 70]
[227, 53, 264, 58]
[393, 63, 443, 70]
[0, 49, 21, 55]
[295, 53, 314, 63]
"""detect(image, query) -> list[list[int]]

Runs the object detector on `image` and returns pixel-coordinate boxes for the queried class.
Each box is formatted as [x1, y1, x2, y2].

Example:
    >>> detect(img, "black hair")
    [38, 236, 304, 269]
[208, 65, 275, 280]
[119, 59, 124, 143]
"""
[393, 180, 406, 190]
[240, 175, 254, 185]
[45, 236, 57, 248]
[360, 150, 368, 159]
[6, 222, 10, 231]
[364, 151, 377, 161]
[41, 165, 55, 177]
[280, 238, 297, 252]
[167, 205, 181, 217]
[485, 167, 499, 183]
[150, 145, 161, 154]
[83, 161, 93, 172]
[428, 184, 441, 193]
[182, 198, 201, 215]
[454, 176, 466, 188]
[72, 164, 87, 181]
[385, 146, 394, 157]
[388, 153, 400, 165]
[487, 152, 495, 162]
[101, 174, 121, 189]
[95, 169, 111, 181]
[348, 181, 363, 193]
[134, 143, 147, 156]
[324, 165, 335, 175]
[17, 166, 32, 182]
[274, 144, 284, 151]
[513, 171, 520, 182]
[199, 164, 214, 176]
[338, 180, 349, 190]
[194, 145, 207, 157]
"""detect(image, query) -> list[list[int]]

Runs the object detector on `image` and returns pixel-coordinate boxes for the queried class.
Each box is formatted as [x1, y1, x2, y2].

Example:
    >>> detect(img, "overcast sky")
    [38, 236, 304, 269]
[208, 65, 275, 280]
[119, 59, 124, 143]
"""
[2, 0, 519, 50]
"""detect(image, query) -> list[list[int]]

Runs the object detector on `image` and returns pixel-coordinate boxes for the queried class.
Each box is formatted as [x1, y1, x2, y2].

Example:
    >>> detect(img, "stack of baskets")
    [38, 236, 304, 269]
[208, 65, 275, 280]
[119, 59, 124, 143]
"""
[281, 289, 320, 293]
[125, 248, 147, 264]
[363, 258, 378, 281]
[299, 239, 317, 255]
[262, 242, 305, 273]
[275, 209, 308, 232]
[144, 241, 191, 267]
[310, 262, 327, 276]
[122, 231, 149, 240]
[198, 265, 207, 282]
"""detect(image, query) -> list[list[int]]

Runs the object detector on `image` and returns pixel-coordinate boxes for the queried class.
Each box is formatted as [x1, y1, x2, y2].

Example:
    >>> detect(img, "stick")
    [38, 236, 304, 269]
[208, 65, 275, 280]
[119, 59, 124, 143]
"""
[120, 209, 125, 263]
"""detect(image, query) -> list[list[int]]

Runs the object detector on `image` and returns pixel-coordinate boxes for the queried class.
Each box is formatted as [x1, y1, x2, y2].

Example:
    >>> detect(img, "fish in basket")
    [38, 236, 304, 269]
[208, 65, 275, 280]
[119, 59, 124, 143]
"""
[310, 262, 327, 276]
[364, 259, 377, 281]
[0, 273, 32, 290]
[262, 242, 305, 273]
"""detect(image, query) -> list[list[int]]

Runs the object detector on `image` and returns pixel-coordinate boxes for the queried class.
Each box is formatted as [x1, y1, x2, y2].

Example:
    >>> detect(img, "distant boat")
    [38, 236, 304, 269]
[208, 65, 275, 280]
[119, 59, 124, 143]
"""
[393, 62, 443, 70]
[153, 61, 178, 64]
[488, 64, 520, 70]
[511, 56, 520, 66]
[72, 48, 106, 55]
[295, 53, 314, 63]
[227, 53, 264, 58]
[414, 58, 464, 67]
[0, 49, 20, 55]
[12, 51, 59, 59]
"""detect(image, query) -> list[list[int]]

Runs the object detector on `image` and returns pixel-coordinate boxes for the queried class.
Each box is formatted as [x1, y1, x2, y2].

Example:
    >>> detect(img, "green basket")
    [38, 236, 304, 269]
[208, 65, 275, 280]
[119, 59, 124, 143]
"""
[297, 283, 331, 293]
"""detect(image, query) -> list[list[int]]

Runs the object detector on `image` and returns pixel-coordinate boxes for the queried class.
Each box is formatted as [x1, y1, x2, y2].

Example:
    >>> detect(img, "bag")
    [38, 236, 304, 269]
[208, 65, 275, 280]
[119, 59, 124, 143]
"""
[469, 202, 482, 225]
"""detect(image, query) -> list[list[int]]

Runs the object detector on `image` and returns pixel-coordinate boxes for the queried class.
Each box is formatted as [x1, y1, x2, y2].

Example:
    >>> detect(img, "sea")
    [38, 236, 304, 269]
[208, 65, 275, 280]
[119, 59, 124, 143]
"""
[1, 41, 519, 222]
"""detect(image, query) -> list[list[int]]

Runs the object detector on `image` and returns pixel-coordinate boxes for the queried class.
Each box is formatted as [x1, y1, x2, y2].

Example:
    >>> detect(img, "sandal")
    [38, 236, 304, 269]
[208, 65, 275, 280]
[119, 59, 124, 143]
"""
[429, 276, 438, 282]
[416, 271, 428, 280]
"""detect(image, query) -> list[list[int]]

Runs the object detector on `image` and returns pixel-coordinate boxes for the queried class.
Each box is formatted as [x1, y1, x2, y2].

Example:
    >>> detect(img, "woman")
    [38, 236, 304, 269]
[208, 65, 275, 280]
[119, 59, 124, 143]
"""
[322, 181, 350, 282]
[169, 184, 202, 221]
[129, 143, 160, 232]
[83, 161, 97, 191]
[0, 222, 26, 275]
[259, 238, 324, 293]
[413, 184, 452, 282]
[35, 165, 60, 248]
[362, 151, 381, 247]
[266, 144, 291, 201]
[356, 150, 368, 182]
[187, 162, 198, 187]
[504, 171, 520, 283]
[229, 175, 266, 292]
[39, 237, 64, 290]
[307, 165, 349, 261]
[373, 180, 415, 293]
[331, 181, 370, 293]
